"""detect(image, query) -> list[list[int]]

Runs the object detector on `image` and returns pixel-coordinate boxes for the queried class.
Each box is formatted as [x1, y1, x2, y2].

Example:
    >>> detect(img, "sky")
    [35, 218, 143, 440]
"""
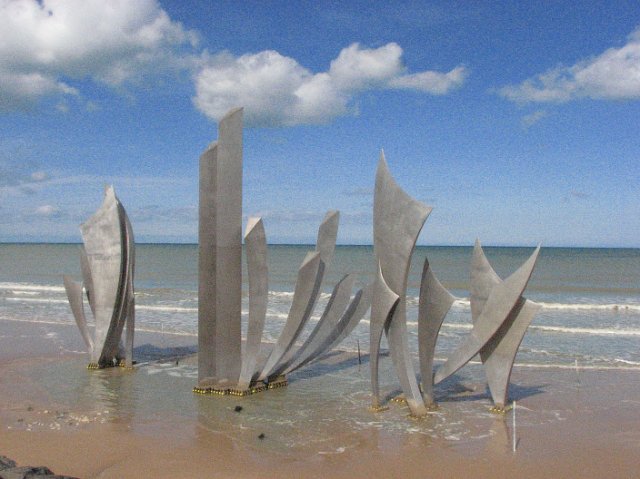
[0, 0, 639, 247]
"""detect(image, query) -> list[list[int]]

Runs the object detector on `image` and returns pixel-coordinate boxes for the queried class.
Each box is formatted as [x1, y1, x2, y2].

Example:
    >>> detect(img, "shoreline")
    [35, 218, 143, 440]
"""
[2, 364, 639, 478]
[1, 319, 639, 478]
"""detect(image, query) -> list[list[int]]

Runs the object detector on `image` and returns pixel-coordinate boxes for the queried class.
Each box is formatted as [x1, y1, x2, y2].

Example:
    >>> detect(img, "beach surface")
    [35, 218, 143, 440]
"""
[1, 318, 639, 479]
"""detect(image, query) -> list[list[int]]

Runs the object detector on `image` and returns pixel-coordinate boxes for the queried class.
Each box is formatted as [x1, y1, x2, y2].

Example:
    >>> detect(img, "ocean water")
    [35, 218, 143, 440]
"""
[1, 243, 639, 371]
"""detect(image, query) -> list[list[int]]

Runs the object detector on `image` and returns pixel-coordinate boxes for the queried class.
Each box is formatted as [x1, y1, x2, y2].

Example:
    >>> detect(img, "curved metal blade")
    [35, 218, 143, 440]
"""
[237, 217, 268, 390]
[417, 258, 455, 406]
[434, 245, 540, 384]
[62, 275, 94, 353]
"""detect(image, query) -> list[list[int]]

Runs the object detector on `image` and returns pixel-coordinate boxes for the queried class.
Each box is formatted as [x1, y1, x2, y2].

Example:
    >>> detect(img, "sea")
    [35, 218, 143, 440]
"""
[1, 243, 639, 371]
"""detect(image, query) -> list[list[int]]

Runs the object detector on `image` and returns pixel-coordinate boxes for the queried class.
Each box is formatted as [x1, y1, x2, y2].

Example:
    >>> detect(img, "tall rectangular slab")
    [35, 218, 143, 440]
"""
[198, 107, 243, 387]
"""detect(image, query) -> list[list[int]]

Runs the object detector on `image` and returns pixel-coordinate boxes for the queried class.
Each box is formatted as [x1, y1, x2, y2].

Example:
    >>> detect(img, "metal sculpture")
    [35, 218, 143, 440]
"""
[257, 210, 338, 382]
[417, 258, 455, 408]
[55, 103, 548, 419]
[369, 153, 541, 415]
[63, 186, 135, 369]
[371, 153, 432, 417]
[370, 264, 400, 412]
[236, 217, 268, 392]
[279, 274, 355, 374]
[469, 240, 542, 410]
[198, 107, 243, 389]
[195, 107, 371, 397]
[431, 242, 540, 411]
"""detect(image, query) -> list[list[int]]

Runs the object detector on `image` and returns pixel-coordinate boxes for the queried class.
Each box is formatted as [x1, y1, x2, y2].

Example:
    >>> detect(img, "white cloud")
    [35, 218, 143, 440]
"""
[34, 204, 59, 217]
[328, 43, 404, 90]
[0, 2, 467, 126]
[0, 0, 198, 111]
[193, 43, 466, 126]
[500, 27, 640, 103]
[389, 66, 467, 93]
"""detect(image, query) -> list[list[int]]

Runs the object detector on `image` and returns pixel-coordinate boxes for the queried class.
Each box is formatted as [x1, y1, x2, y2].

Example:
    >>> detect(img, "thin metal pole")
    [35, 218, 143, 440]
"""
[357, 340, 362, 365]
[512, 400, 517, 453]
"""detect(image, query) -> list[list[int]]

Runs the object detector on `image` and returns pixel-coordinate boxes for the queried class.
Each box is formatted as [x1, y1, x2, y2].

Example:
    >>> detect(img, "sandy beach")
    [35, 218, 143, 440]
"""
[0, 318, 638, 478]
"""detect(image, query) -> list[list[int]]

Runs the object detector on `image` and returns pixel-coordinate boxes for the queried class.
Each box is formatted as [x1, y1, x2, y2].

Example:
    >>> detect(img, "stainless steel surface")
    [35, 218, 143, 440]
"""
[471, 241, 541, 408]
[434, 245, 540, 385]
[237, 217, 268, 390]
[372, 152, 432, 416]
[198, 107, 244, 387]
[417, 258, 455, 407]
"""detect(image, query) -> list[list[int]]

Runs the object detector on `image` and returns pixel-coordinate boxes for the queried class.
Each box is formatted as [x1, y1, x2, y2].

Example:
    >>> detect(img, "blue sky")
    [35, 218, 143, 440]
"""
[0, 0, 638, 247]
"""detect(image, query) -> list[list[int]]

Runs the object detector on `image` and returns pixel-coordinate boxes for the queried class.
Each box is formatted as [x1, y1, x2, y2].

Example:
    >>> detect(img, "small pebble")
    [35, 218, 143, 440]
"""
[234, 406, 243, 412]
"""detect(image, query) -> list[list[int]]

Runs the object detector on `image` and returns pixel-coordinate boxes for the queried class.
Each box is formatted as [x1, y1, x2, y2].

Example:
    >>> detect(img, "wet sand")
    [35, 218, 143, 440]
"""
[1, 318, 639, 478]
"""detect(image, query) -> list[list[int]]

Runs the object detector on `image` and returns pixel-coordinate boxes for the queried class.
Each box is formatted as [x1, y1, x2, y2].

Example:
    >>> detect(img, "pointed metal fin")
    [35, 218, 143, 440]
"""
[470, 239, 501, 323]
[237, 217, 268, 390]
[62, 275, 94, 353]
[434, 246, 540, 384]
[483, 299, 541, 408]
[372, 152, 431, 416]
[80, 185, 123, 365]
[370, 264, 400, 409]
[471, 241, 542, 408]
[258, 251, 323, 381]
[79, 247, 96, 319]
[323, 283, 372, 353]
[280, 274, 355, 375]
[288, 282, 372, 373]
[122, 207, 135, 368]
[316, 210, 339, 271]
[417, 258, 455, 406]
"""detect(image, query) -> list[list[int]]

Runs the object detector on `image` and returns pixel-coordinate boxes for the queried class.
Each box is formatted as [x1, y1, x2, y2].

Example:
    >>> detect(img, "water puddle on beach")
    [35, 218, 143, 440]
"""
[0, 350, 572, 458]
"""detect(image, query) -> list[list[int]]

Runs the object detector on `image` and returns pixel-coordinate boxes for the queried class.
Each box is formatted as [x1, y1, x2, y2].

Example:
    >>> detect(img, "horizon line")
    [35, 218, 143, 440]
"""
[1, 241, 638, 250]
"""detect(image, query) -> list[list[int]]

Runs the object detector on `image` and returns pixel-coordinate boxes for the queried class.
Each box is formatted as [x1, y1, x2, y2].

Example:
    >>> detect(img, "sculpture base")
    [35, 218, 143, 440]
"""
[194, 381, 271, 397]
[228, 383, 269, 397]
[118, 359, 136, 370]
[193, 386, 230, 396]
[193, 375, 288, 397]
[368, 405, 390, 413]
[408, 412, 428, 421]
[489, 404, 510, 414]
[266, 375, 288, 390]
[87, 359, 135, 370]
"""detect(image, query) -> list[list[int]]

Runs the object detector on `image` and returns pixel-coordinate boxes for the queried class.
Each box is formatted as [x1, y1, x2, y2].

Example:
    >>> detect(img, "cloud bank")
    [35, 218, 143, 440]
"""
[193, 43, 467, 126]
[0, 1, 466, 125]
[0, 0, 198, 111]
[500, 27, 640, 103]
